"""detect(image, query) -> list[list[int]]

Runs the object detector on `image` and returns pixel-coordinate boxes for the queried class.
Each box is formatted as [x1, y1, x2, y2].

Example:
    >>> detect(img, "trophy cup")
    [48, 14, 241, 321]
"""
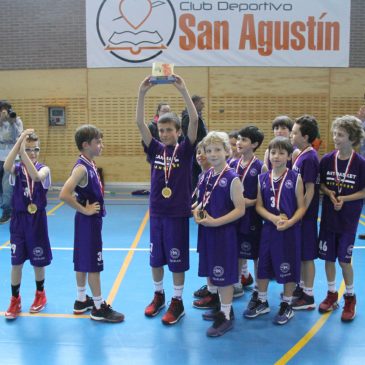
[150, 62, 176, 84]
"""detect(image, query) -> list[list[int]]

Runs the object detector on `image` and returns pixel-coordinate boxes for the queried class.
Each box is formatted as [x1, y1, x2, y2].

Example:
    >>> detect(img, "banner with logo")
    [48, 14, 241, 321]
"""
[86, 0, 351, 68]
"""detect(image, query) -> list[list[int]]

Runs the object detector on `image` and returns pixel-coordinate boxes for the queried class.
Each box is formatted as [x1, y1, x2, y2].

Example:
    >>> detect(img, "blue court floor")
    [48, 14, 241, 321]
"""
[0, 188, 365, 365]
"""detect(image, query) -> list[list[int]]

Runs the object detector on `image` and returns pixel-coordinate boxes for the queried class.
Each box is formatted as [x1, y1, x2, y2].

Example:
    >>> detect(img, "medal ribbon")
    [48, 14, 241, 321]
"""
[201, 165, 229, 210]
[292, 146, 313, 170]
[163, 144, 179, 187]
[80, 155, 104, 196]
[270, 168, 289, 211]
[192, 174, 204, 199]
[334, 150, 355, 195]
[236, 155, 256, 184]
[22, 163, 35, 204]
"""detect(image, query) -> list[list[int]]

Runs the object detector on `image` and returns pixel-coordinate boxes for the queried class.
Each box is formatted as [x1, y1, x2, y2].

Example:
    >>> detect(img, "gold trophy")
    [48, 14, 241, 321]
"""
[150, 62, 176, 84]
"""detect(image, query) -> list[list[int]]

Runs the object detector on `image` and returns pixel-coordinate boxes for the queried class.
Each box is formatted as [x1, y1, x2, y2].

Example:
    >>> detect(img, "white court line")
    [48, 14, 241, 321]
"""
[1, 245, 365, 251]
[0, 247, 198, 251]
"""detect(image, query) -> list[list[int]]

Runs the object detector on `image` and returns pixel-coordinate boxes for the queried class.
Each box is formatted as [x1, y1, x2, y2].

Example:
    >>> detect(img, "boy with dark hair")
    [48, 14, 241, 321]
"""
[227, 130, 240, 166]
[234, 126, 265, 301]
[4, 129, 51, 319]
[290, 115, 320, 310]
[60, 124, 124, 323]
[244, 137, 306, 325]
[264, 116, 297, 170]
[137, 75, 198, 325]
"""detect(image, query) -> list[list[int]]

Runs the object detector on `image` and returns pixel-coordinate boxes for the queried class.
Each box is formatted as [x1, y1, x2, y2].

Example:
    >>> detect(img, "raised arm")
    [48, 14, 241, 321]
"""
[173, 75, 198, 144]
[136, 77, 154, 147]
[3, 129, 32, 173]
[19, 137, 49, 182]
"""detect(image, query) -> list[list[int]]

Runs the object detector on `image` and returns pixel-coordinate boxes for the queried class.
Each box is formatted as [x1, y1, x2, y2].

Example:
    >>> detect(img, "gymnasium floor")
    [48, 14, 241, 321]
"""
[0, 189, 364, 365]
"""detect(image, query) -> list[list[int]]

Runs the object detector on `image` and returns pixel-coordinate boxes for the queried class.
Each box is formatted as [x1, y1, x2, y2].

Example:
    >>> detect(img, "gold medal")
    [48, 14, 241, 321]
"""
[279, 213, 288, 220]
[162, 187, 172, 199]
[27, 203, 38, 214]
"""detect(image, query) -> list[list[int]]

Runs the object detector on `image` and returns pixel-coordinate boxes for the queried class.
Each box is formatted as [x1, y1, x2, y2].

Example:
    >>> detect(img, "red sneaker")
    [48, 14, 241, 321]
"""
[144, 291, 165, 317]
[30, 290, 47, 313]
[161, 298, 185, 325]
[5, 296, 21, 320]
[318, 291, 338, 313]
[241, 273, 254, 287]
[341, 294, 356, 322]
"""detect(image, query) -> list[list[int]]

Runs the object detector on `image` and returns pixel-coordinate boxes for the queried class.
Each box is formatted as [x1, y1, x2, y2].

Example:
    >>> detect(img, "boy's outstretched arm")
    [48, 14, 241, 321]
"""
[4, 128, 33, 173]
[136, 76, 154, 148]
[173, 75, 198, 144]
[59, 165, 100, 216]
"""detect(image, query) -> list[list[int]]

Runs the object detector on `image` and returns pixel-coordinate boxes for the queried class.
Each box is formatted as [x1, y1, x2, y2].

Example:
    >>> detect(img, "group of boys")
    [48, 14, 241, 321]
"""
[2, 75, 364, 338]
[4, 125, 124, 323]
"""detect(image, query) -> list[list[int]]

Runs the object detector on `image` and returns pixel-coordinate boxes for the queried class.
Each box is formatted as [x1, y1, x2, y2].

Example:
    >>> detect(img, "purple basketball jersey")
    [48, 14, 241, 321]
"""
[197, 168, 240, 286]
[10, 162, 52, 267]
[320, 151, 365, 235]
[257, 169, 301, 283]
[146, 138, 194, 217]
[292, 148, 320, 221]
[73, 157, 105, 272]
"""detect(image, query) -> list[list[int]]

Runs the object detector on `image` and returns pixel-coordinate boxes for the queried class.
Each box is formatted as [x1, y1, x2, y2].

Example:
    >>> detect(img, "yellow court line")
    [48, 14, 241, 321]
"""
[106, 209, 149, 305]
[275, 281, 346, 365]
[0, 202, 64, 251]
[361, 214, 365, 219]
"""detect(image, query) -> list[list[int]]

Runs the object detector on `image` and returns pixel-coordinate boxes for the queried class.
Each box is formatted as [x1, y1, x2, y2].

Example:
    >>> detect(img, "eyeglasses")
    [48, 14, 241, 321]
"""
[25, 147, 40, 153]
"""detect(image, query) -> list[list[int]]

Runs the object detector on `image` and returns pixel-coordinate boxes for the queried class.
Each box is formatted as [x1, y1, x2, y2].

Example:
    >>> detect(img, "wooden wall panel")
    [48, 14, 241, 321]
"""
[1, 67, 364, 183]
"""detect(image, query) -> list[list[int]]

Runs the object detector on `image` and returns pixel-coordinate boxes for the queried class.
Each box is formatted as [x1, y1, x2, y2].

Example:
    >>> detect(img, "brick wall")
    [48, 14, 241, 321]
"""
[0, 0, 86, 70]
[350, 0, 365, 67]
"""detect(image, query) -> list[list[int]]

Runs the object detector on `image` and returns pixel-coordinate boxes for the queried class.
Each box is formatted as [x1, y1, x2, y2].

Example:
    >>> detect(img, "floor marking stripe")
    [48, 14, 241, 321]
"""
[275, 281, 346, 364]
[106, 209, 149, 305]
[0, 247, 198, 252]
[0, 312, 89, 319]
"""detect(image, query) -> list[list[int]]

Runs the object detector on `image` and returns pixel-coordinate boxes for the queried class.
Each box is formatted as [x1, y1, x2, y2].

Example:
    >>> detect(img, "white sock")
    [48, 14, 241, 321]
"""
[282, 296, 292, 304]
[327, 281, 336, 293]
[241, 262, 249, 278]
[221, 303, 232, 320]
[303, 287, 314, 296]
[173, 285, 184, 299]
[345, 284, 354, 296]
[93, 295, 103, 310]
[258, 291, 268, 302]
[233, 282, 242, 289]
[207, 285, 218, 294]
[154, 280, 164, 293]
[77, 286, 86, 302]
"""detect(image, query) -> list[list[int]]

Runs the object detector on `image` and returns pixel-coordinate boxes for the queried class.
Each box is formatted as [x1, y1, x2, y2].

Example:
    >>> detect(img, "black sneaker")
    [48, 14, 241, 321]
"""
[292, 285, 304, 300]
[273, 302, 294, 325]
[244, 299, 270, 318]
[90, 302, 124, 323]
[202, 305, 235, 321]
[206, 311, 234, 337]
[193, 285, 210, 298]
[0, 212, 11, 224]
[246, 290, 259, 311]
[74, 295, 94, 314]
